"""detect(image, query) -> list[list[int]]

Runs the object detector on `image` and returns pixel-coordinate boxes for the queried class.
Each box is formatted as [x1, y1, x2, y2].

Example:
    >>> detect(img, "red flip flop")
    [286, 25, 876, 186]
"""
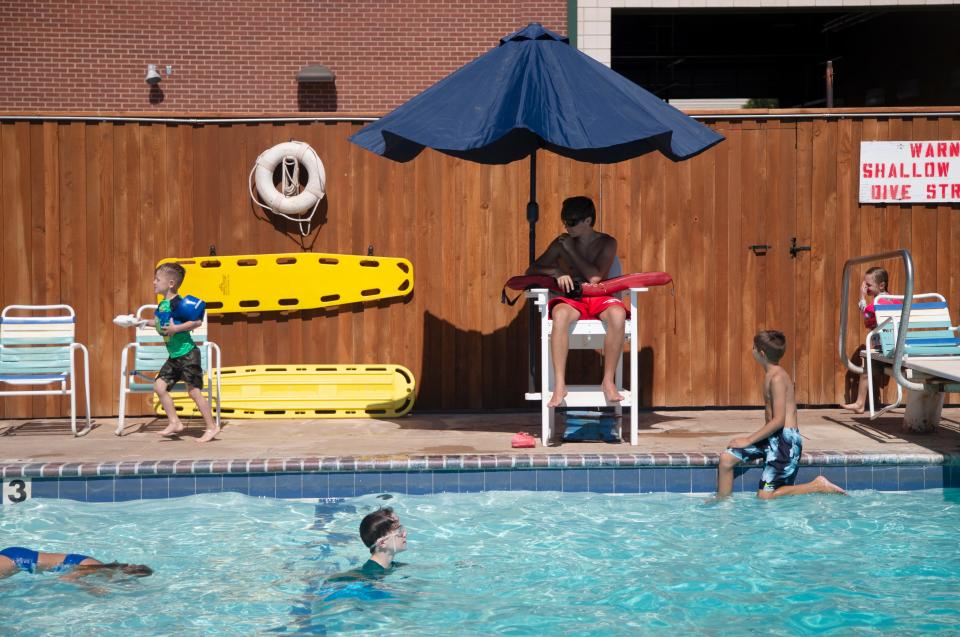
[511, 432, 536, 448]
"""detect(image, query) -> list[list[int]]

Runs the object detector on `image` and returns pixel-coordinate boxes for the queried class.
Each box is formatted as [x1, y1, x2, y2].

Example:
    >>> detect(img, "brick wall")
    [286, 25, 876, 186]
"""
[0, 1, 566, 113]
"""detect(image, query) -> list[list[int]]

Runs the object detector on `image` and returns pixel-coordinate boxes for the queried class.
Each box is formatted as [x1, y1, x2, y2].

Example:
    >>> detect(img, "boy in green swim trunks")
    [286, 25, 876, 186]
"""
[717, 330, 846, 499]
[153, 263, 219, 443]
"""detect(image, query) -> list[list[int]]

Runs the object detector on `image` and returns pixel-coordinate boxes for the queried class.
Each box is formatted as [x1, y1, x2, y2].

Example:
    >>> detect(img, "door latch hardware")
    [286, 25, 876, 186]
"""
[789, 237, 811, 259]
[748, 244, 771, 256]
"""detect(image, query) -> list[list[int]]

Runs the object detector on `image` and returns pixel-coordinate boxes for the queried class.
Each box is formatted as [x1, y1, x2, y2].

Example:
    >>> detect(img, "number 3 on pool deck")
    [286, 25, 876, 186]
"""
[2, 479, 31, 504]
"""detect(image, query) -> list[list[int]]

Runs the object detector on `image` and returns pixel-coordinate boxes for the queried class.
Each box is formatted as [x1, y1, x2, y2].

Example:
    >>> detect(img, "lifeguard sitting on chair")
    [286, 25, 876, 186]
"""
[525, 196, 627, 407]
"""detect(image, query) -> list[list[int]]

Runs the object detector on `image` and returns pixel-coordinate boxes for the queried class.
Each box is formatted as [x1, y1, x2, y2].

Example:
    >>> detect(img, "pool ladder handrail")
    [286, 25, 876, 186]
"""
[839, 249, 924, 393]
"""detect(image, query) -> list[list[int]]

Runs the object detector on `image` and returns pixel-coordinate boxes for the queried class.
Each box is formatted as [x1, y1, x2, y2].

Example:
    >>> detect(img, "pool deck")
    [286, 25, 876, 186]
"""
[2, 407, 959, 469]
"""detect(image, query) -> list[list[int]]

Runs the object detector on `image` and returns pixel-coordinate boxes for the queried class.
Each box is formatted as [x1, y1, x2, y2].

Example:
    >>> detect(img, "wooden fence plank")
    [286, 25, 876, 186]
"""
[711, 125, 732, 405]
[87, 122, 114, 414]
[793, 120, 813, 404]
[1, 123, 33, 417]
[739, 123, 765, 406]
[943, 117, 960, 405]
[721, 125, 743, 405]
[809, 118, 837, 405]
[833, 117, 857, 403]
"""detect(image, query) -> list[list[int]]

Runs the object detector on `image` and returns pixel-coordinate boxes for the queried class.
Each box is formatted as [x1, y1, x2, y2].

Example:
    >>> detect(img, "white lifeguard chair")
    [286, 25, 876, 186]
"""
[524, 259, 646, 445]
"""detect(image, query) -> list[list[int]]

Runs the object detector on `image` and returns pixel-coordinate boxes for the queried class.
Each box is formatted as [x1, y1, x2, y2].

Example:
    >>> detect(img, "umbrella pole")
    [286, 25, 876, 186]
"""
[527, 151, 540, 395]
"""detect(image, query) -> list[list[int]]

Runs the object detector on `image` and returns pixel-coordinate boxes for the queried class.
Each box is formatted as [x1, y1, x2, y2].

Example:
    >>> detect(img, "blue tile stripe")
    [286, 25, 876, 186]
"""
[8, 464, 959, 502]
[3, 451, 959, 480]
[4, 452, 960, 502]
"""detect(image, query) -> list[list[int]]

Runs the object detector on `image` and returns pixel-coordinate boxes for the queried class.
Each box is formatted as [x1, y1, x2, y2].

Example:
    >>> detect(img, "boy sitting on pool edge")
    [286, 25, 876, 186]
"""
[716, 330, 846, 499]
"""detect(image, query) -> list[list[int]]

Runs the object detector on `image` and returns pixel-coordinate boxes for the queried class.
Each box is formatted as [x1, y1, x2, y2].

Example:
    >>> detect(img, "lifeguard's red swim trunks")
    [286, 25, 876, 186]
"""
[548, 295, 630, 320]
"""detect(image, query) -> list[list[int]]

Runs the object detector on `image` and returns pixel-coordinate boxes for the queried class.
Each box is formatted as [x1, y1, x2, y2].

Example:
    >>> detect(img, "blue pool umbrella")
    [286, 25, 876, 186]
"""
[350, 22, 723, 262]
[350, 23, 724, 392]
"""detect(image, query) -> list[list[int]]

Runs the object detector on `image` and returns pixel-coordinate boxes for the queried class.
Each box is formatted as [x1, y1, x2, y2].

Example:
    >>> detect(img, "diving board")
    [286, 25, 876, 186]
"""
[885, 358, 960, 383]
[868, 293, 960, 429]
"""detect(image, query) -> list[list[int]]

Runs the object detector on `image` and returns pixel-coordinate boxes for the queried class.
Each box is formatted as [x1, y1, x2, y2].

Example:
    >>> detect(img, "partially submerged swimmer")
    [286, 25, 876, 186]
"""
[326, 507, 407, 582]
[0, 546, 153, 580]
[716, 331, 846, 499]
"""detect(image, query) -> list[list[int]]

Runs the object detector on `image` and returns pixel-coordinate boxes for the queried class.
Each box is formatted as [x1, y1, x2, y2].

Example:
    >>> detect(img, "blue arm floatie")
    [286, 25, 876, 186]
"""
[158, 295, 206, 326]
[173, 295, 206, 322]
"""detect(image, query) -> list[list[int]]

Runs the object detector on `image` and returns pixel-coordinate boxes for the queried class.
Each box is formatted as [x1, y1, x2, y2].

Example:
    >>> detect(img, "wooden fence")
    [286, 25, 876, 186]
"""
[1, 109, 958, 418]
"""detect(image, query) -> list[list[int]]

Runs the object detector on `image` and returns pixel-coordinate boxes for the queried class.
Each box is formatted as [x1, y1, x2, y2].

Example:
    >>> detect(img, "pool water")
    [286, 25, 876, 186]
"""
[2, 489, 959, 636]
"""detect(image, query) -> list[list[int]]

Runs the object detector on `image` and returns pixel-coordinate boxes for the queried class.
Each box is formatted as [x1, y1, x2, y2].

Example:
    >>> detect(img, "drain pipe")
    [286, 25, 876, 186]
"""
[825, 60, 834, 108]
[567, 0, 577, 48]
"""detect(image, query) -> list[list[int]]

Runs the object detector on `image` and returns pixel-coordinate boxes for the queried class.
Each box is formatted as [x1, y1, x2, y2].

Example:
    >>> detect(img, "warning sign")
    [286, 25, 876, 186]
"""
[859, 141, 960, 203]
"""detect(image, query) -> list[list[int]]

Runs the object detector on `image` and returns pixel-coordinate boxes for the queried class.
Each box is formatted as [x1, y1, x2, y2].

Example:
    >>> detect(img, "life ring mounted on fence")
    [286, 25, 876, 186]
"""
[249, 141, 326, 236]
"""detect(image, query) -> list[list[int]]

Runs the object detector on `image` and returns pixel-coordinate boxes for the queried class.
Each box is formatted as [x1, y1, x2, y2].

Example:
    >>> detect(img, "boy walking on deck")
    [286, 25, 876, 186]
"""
[717, 330, 845, 499]
[153, 263, 219, 443]
[526, 196, 627, 408]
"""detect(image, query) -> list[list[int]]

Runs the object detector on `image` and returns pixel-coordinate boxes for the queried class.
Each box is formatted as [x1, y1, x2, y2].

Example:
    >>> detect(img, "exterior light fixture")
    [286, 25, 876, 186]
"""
[146, 64, 162, 85]
[297, 64, 336, 83]
[146, 64, 173, 85]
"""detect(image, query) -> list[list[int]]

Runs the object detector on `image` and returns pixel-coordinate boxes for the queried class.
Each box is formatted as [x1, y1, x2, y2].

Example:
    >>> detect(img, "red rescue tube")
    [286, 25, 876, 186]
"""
[505, 272, 672, 296]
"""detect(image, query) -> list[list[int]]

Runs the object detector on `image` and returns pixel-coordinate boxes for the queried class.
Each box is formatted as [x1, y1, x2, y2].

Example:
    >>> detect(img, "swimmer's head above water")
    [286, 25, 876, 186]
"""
[360, 507, 407, 555]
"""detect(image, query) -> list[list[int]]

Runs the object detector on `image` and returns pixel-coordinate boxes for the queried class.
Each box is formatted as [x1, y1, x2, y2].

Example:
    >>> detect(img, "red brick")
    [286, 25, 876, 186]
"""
[0, 0, 566, 112]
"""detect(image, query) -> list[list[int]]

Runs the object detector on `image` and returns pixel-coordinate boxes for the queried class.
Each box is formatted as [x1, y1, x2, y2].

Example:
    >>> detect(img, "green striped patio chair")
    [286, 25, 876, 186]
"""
[0, 304, 92, 436]
[116, 304, 221, 436]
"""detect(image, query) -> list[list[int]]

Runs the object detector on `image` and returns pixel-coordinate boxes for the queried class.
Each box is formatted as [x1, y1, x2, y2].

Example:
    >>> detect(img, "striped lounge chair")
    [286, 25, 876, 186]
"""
[865, 293, 960, 419]
[0, 305, 92, 436]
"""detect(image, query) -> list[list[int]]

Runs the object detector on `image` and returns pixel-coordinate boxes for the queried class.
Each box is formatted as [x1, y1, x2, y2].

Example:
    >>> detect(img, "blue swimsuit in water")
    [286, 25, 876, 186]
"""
[0, 547, 90, 574]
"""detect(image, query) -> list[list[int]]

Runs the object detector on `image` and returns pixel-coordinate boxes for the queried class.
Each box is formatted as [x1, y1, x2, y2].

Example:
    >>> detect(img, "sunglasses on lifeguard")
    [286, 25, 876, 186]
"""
[562, 217, 584, 227]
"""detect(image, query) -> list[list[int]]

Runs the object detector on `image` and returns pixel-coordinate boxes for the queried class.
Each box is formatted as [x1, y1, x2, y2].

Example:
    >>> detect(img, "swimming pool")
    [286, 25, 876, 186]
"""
[2, 490, 959, 636]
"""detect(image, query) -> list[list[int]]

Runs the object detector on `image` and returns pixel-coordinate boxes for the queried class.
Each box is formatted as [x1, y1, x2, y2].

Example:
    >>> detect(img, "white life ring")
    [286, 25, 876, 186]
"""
[249, 141, 326, 235]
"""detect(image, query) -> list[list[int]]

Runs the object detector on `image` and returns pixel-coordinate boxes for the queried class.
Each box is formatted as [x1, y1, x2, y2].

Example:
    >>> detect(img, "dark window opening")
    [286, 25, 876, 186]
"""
[612, 8, 960, 108]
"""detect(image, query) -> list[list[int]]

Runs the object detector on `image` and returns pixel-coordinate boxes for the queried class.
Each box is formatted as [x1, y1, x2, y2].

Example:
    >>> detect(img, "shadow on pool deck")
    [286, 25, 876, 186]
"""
[2, 407, 960, 464]
[822, 412, 960, 453]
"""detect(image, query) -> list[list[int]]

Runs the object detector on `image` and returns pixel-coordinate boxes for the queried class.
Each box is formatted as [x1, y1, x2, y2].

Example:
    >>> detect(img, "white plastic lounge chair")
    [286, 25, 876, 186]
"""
[116, 304, 221, 436]
[865, 293, 960, 419]
[524, 259, 646, 446]
[0, 304, 92, 436]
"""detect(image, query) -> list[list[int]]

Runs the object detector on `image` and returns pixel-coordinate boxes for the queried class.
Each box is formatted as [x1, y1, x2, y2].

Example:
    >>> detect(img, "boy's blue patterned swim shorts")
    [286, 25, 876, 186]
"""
[725, 427, 803, 492]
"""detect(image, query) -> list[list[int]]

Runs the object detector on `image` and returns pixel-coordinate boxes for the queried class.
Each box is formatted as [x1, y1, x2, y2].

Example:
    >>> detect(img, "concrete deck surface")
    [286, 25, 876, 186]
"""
[2, 408, 960, 464]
